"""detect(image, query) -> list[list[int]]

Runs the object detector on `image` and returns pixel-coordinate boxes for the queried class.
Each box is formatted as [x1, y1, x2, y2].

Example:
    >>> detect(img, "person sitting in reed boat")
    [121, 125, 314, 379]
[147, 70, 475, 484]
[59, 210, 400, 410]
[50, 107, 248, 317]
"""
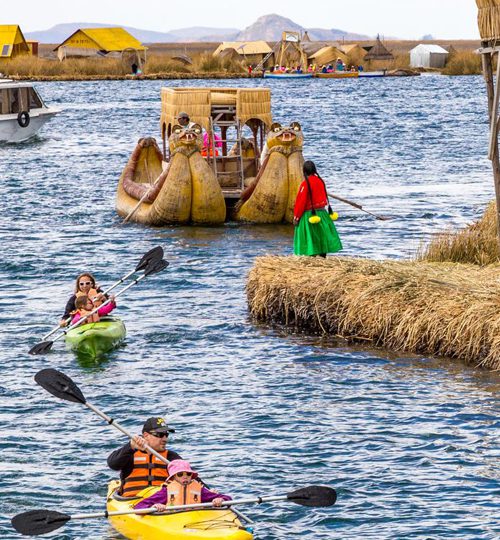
[60, 272, 106, 326]
[70, 293, 116, 325]
[293, 160, 343, 258]
[107, 417, 182, 497]
[202, 130, 222, 157]
[134, 460, 231, 511]
[177, 112, 195, 130]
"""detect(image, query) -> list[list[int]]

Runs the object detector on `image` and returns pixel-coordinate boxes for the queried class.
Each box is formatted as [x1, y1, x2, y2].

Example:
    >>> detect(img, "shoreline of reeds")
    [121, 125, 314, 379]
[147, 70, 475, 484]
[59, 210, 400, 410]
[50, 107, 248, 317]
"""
[7, 72, 256, 81]
[246, 203, 500, 371]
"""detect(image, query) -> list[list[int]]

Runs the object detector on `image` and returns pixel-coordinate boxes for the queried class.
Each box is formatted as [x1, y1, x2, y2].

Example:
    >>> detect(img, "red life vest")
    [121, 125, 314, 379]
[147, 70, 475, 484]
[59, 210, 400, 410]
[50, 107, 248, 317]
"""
[166, 478, 203, 506]
[121, 450, 169, 496]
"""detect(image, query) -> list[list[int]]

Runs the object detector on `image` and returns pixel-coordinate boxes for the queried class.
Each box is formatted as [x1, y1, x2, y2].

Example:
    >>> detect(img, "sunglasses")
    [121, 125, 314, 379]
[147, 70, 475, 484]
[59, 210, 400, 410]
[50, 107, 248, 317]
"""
[79, 281, 92, 286]
[149, 431, 169, 438]
[175, 471, 193, 478]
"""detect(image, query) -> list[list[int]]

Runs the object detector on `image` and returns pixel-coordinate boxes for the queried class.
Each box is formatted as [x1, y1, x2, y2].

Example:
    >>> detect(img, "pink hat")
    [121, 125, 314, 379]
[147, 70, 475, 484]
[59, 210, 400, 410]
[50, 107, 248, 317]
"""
[167, 459, 198, 481]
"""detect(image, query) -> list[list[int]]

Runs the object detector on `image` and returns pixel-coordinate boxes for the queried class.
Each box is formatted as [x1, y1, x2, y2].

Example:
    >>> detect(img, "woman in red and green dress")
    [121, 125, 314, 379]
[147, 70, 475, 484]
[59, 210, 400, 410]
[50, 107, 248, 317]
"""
[293, 161, 343, 257]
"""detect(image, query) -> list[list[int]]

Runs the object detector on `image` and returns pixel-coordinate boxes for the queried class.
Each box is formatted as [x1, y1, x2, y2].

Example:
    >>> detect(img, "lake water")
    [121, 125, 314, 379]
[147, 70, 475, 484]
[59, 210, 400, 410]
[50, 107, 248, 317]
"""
[0, 75, 499, 539]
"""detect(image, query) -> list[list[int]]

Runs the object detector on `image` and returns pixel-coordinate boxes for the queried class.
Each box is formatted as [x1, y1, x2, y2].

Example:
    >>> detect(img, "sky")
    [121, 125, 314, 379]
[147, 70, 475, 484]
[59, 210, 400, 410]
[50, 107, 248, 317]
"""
[3, 0, 481, 39]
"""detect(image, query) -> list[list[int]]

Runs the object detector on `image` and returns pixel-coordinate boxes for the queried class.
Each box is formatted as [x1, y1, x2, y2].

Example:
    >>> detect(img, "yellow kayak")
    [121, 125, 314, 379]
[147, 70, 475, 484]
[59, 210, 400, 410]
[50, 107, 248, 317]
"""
[106, 481, 254, 540]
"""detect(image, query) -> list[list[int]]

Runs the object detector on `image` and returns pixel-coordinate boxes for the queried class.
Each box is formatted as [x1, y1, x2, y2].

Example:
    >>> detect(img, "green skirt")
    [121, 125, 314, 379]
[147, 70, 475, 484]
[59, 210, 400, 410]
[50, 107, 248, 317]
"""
[294, 209, 343, 256]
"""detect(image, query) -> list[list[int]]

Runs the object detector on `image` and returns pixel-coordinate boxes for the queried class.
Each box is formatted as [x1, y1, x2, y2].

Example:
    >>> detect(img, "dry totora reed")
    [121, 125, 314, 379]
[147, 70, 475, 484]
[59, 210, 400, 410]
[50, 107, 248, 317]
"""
[418, 201, 500, 265]
[247, 256, 500, 370]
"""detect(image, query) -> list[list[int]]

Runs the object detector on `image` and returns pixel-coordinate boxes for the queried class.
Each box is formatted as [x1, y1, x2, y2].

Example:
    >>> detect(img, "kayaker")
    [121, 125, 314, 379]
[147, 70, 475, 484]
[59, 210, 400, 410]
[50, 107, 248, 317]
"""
[134, 460, 231, 511]
[293, 160, 343, 258]
[60, 273, 105, 326]
[71, 294, 116, 325]
[107, 417, 182, 497]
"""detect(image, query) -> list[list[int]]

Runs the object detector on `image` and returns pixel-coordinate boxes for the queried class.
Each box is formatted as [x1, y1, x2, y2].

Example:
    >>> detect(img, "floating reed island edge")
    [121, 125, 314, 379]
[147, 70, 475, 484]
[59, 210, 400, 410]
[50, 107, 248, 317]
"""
[247, 255, 500, 371]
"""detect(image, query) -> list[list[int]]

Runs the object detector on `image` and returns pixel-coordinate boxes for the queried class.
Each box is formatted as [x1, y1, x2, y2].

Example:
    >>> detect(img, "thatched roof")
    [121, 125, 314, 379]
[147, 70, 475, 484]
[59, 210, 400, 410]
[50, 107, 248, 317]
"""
[364, 36, 394, 61]
[308, 46, 347, 65]
[55, 27, 146, 52]
[477, 0, 500, 40]
[340, 44, 367, 57]
[213, 41, 272, 57]
[0, 25, 29, 58]
[171, 54, 193, 65]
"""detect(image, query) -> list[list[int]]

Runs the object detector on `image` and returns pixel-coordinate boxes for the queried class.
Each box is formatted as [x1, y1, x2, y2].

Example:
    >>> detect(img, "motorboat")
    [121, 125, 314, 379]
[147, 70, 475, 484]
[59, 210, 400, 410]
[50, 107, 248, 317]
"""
[0, 79, 59, 143]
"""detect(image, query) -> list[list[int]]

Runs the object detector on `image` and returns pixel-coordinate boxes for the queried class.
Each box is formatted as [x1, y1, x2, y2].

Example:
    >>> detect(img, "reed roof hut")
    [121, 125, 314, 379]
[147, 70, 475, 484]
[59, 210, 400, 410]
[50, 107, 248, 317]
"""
[364, 36, 394, 61]
[340, 43, 367, 58]
[308, 46, 347, 66]
[213, 41, 273, 66]
[0, 25, 29, 59]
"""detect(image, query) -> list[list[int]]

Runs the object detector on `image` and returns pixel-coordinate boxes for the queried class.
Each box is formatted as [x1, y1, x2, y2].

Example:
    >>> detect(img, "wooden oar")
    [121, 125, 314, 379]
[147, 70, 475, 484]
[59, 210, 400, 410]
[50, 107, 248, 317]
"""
[12, 486, 337, 536]
[29, 258, 168, 355]
[327, 191, 391, 221]
[42, 246, 164, 341]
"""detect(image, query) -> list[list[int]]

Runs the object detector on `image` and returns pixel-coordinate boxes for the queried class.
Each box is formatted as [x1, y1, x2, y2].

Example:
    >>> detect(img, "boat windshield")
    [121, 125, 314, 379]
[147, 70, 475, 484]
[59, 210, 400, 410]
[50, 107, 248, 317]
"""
[0, 86, 43, 115]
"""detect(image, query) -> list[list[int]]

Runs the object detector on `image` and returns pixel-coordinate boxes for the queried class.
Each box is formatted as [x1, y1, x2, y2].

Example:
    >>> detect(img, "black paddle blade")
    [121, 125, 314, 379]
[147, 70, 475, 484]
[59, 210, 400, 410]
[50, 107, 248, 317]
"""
[144, 258, 169, 277]
[287, 485, 337, 507]
[28, 340, 54, 355]
[34, 369, 86, 404]
[135, 246, 164, 271]
[11, 509, 70, 535]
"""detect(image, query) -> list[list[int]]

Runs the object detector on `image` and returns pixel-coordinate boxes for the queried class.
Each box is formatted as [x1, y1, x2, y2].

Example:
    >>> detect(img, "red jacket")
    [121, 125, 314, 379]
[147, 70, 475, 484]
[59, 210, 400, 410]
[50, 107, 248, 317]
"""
[293, 174, 328, 221]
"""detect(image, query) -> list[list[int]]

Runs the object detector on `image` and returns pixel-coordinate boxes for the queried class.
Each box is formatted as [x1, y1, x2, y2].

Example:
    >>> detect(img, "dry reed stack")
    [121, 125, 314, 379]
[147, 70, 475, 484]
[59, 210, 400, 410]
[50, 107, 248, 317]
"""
[419, 201, 500, 264]
[247, 256, 500, 370]
[477, 0, 500, 41]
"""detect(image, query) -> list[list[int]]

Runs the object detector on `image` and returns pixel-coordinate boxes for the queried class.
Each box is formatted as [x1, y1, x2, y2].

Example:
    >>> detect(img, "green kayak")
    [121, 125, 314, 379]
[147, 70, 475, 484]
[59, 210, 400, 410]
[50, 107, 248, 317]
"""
[65, 317, 126, 358]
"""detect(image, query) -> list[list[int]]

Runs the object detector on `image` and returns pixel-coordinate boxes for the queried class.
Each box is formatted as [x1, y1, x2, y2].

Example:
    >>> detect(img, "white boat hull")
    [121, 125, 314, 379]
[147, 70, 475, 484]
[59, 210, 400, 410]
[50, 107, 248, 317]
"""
[0, 108, 58, 143]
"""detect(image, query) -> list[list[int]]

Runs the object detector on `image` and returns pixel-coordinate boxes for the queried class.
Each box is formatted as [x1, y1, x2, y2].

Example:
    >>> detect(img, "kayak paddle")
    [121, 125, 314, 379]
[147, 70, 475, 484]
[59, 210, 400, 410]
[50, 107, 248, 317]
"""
[29, 258, 168, 355]
[12, 486, 337, 536]
[34, 368, 171, 464]
[42, 246, 164, 341]
[327, 191, 391, 221]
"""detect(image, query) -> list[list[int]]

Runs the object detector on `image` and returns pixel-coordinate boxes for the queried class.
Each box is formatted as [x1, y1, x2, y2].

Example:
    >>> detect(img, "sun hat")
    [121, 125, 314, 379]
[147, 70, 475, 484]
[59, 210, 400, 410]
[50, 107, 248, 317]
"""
[167, 460, 198, 481]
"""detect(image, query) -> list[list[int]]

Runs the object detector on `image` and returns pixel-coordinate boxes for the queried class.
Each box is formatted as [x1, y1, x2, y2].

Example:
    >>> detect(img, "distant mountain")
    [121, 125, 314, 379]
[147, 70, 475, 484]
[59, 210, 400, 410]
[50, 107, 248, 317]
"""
[236, 14, 371, 42]
[25, 15, 372, 44]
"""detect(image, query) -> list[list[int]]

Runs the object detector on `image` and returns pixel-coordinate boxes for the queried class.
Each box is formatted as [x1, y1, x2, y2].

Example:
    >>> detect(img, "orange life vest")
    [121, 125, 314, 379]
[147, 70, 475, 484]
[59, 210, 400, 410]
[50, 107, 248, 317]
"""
[121, 450, 169, 496]
[166, 478, 203, 506]
[75, 308, 100, 323]
[201, 147, 219, 157]
[76, 288, 103, 306]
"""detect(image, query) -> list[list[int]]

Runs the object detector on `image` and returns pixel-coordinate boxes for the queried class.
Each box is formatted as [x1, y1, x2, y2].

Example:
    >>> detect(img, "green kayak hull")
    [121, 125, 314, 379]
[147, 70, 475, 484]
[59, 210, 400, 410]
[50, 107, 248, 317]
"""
[65, 317, 126, 357]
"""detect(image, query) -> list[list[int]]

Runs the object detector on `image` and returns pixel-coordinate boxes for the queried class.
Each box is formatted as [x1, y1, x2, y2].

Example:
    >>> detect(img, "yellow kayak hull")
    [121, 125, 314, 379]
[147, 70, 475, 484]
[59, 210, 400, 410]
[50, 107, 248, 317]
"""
[106, 481, 253, 540]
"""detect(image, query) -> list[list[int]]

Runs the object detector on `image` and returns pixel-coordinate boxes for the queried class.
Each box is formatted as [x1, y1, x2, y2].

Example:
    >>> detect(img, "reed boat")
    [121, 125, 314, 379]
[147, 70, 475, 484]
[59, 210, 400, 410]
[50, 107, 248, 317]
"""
[116, 87, 305, 225]
[106, 480, 253, 540]
[0, 79, 59, 143]
[314, 71, 359, 79]
[263, 72, 313, 79]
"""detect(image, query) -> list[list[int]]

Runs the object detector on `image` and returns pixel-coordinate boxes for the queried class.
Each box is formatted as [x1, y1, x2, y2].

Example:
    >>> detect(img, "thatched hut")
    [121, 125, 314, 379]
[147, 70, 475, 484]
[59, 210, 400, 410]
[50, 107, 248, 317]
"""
[247, 255, 500, 370]
[212, 41, 273, 67]
[308, 46, 347, 67]
[364, 36, 394, 61]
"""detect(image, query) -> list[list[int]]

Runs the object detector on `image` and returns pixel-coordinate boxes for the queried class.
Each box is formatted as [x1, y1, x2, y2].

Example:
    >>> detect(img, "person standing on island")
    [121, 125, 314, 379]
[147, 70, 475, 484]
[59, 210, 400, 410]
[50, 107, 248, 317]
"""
[107, 417, 181, 497]
[293, 161, 343, 258]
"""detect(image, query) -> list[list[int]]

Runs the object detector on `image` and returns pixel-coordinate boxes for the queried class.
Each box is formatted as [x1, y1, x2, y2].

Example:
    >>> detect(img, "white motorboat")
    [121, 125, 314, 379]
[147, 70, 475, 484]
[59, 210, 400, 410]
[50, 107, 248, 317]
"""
[0, 79, 59, 143]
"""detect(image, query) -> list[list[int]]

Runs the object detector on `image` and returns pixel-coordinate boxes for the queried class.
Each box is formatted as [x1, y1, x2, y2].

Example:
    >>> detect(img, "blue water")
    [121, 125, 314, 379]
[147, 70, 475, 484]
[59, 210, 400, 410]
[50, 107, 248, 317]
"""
[0, 75, 499, 540]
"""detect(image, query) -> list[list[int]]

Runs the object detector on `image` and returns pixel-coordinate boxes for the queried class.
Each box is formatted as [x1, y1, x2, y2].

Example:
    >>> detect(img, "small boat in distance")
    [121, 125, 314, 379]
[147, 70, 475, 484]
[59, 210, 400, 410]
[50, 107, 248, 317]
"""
[0, 79, 59, 143]
[314, 71, 359, 79]
[264, 72, 313, 79]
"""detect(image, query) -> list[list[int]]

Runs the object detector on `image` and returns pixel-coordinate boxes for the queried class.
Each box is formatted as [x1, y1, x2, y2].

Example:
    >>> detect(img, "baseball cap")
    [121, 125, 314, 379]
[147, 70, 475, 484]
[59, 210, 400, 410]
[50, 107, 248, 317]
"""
[142, 417, 175, 434]
[177, 111, 190, 119]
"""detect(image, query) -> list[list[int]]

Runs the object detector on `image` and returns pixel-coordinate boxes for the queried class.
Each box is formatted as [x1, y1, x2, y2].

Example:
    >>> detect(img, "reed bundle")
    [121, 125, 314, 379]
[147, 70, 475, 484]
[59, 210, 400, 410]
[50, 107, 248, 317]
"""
[247, 256, 500, 370]
[419, 202, 500, 264]
[477, 0, 500, 41]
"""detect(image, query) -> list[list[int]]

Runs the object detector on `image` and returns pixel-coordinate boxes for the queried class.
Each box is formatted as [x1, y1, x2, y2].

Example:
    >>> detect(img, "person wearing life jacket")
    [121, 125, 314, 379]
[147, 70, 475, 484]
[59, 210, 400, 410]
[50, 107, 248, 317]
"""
[134, 460, 232, 511]
[107, 417, 182, 497]
[293, 160, 343, 258]
[70, 294, 116, 325]
[60, 272, 106, 326]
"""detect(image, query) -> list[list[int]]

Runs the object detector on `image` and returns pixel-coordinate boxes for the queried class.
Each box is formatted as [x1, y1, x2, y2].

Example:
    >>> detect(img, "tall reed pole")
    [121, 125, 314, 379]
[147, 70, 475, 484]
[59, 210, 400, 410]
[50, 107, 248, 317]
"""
[481, 44, 500, 247]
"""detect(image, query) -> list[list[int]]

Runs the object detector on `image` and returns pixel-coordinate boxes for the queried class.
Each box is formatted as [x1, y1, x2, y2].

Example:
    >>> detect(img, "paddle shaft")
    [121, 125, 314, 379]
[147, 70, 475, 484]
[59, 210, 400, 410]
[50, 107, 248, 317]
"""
[122, 169, 166, 224]
[50, 272, 150, 345]
[42, 269, 138, 341]
[327, 191, 388, 220]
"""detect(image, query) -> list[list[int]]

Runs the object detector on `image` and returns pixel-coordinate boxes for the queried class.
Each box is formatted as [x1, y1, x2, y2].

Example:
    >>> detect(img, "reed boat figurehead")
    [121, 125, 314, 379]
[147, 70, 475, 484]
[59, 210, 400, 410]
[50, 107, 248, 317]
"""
[235, 121, 305, 224]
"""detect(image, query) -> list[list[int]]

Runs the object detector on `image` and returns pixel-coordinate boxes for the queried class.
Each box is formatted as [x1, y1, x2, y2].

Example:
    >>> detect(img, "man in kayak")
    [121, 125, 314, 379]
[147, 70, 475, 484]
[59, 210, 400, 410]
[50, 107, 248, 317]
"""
[134, 460, 231, 510]
[107, 417, 181, 497]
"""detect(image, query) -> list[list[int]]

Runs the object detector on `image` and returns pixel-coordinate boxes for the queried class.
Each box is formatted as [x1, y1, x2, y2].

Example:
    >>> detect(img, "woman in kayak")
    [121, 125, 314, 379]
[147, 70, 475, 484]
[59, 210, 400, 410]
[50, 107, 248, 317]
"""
[134, 460, 231, 511]
[71, 294, 116, 325]
[293, 160, 343, 258]
[60, 273, 105, 326]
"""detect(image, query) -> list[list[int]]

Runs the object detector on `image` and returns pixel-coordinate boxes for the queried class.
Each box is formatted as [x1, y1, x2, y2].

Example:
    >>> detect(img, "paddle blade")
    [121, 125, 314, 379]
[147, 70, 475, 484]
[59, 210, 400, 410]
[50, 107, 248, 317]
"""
[136, 246, 164, 271]
[287, 485, 337, 507]
[144, 258, 169, 277]
[11, 510, 70, 535]
[28, 341, 53, 355]
[35, 369, 86, 404]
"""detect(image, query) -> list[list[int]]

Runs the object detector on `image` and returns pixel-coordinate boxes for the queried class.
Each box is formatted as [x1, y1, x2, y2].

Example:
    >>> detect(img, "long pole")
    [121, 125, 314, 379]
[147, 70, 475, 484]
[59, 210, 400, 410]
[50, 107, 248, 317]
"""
[481, 45, 500, 247]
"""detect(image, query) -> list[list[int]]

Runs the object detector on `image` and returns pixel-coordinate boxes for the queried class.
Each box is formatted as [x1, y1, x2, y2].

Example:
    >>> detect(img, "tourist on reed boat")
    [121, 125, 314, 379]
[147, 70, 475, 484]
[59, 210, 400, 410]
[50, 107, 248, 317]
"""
[293, 161, 343, 257]
[107, 416, 181, 496]
[134, 460, 232, 510]
[60, 272, 105, 326]
[177, 111, 195, 129]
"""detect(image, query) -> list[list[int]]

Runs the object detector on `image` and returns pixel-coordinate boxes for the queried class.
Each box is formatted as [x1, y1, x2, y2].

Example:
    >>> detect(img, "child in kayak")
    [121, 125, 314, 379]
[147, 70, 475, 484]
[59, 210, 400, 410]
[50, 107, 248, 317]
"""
[71, 294, 116, 325]
[60, 273, 106, 326]
[134, 459, 232, 511]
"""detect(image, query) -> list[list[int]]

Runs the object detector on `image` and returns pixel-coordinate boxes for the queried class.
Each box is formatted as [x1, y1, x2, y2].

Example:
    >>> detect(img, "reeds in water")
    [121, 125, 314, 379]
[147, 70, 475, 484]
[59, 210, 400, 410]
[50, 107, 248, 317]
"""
[247, 256, 500, 370]
[418, 202, 500, 265]
[442, 51, 482, 75]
